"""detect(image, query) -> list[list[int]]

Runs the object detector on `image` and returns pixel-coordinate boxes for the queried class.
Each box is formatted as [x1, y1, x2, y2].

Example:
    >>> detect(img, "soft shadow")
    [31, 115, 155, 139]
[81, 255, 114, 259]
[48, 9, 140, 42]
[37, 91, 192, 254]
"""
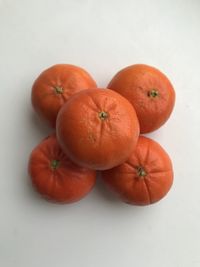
[95, 172, 122, 204]
[29, 109, 53, 137]
[95, 173, 160, 215]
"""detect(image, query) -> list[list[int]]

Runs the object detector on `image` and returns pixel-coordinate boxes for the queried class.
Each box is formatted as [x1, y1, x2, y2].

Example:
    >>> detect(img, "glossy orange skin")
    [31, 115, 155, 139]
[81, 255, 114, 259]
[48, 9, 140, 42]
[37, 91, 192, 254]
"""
[31, 64, 97, 127]
[28, 135, 96, 203]
[108, 64, 175, 133]
[102, 136, 173, 205]
[56, 89, 140, 170]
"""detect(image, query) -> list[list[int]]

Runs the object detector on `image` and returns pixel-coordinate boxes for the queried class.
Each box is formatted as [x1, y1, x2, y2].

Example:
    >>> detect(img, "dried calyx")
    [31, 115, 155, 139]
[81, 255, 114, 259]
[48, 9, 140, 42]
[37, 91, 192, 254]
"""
[99, 111, 108, 120]
[136, 166, 147, 177]
[51, 160, 60, 170]
[148, 89, 159, 98]
[54, 86, 63, 94]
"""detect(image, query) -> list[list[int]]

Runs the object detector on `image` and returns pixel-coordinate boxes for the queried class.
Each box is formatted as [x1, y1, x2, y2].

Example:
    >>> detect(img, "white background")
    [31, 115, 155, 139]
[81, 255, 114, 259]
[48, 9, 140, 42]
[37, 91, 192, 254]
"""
[0, 0, 200, 266]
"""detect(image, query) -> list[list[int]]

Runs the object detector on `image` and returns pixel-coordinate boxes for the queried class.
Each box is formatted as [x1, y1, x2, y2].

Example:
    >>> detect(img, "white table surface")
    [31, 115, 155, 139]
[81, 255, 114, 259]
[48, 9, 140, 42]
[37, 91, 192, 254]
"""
[1, 1, 200, 266]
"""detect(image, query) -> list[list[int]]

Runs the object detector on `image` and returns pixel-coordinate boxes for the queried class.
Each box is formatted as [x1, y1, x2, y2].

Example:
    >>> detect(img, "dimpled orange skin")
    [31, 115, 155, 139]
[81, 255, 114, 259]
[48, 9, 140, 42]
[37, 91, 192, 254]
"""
[108, 64, 175, 133]
[56, 89, 140, 170]
[28, 135, 96, 203]
[31, 64, 97, 128]
[101, 136, 173, 205]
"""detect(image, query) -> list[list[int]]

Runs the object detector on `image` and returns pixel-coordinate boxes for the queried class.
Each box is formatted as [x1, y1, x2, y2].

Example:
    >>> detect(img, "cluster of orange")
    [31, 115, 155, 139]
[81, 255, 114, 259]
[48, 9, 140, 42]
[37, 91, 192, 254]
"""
[29, 64, 175, 206]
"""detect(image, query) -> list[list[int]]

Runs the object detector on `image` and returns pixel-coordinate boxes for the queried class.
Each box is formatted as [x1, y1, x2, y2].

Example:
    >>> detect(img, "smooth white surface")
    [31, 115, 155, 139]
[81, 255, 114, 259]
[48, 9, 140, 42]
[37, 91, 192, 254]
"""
[0, 0, 200, 266]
